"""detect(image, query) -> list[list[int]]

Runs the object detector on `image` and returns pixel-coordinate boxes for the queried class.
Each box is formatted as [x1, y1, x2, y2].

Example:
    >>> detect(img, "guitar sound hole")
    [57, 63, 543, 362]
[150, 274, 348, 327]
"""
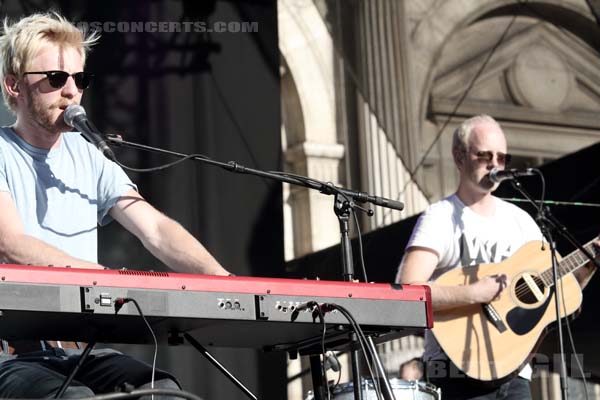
[514, 275, 546, 305]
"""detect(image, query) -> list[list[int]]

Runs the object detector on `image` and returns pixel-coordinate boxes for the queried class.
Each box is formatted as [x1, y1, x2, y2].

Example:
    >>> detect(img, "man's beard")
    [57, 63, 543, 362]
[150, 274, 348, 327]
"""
[23, 89, 71, 134]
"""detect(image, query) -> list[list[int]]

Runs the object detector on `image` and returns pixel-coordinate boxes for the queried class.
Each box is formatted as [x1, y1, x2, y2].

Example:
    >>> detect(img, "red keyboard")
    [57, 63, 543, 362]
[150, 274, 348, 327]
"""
[0, 265, 431, 353]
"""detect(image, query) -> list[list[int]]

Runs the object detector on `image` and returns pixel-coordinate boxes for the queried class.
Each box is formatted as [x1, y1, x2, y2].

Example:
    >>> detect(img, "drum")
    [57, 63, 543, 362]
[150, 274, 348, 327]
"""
[331, 378, 441, 399]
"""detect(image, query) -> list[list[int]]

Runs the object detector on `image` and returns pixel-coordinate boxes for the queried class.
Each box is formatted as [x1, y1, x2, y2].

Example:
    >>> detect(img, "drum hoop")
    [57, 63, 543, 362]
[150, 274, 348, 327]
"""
[332, 379, 440, 395]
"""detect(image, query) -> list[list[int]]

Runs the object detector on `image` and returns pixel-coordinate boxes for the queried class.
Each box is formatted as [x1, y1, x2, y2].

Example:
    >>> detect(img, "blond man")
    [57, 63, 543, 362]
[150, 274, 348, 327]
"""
[0, 12, 228, 398]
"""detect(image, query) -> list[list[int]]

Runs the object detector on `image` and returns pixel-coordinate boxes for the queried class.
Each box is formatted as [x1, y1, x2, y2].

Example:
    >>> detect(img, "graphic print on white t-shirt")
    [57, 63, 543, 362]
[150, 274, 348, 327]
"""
[458, 232, 514, 266]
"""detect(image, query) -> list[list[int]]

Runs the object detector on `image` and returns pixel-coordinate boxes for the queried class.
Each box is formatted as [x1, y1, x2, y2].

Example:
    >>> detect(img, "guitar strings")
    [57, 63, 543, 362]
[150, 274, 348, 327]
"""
[510, 241, 596, 298]
[513, 263, 578, 298]
[513, 276, 546, 298]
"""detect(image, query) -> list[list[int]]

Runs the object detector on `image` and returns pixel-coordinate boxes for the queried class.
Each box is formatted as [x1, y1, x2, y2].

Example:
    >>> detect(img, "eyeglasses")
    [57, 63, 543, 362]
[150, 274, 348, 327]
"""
[470, 149, 512, 166]
[22, 70, 94, 90]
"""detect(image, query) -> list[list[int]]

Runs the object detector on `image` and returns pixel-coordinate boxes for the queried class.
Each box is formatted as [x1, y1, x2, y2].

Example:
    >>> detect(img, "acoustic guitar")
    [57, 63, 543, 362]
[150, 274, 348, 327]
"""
[431, 239, 598, 381]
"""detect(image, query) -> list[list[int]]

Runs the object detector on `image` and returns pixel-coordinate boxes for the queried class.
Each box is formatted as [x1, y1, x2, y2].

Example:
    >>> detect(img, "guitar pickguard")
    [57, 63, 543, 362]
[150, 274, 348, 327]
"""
[506, 287, 555, 335]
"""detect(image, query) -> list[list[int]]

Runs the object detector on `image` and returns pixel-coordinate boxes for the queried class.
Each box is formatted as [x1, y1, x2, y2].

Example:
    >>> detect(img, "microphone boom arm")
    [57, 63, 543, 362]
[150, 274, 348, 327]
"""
[104, 134, 404, 212]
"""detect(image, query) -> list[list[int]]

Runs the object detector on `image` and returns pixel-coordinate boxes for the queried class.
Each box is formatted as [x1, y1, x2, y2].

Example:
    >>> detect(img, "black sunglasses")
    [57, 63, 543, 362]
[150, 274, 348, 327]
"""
[22, 70, 94, 90]
[471, 149, 512, 166]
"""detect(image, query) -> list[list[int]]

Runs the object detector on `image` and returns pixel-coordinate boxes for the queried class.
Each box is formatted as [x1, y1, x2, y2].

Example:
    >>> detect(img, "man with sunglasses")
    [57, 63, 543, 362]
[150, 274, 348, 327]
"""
[396, 115, 597, 399]
[0, 12, 229, 398]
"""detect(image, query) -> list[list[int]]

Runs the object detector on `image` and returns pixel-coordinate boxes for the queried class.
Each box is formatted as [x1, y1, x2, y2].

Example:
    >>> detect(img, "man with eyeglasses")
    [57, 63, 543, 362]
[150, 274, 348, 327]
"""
[396, 115, 597, 399]
[0, 12, 229, 398]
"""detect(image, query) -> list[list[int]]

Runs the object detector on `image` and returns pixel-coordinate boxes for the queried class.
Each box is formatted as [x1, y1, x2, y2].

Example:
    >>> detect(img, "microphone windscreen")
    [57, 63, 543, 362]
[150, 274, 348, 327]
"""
[64, 105, 86, 127]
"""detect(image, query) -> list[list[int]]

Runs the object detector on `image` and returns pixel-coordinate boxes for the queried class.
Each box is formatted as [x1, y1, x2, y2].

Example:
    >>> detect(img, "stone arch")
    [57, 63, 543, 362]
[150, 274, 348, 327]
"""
[278, 0, 336, 146]
[277, 0, 345, 260]
[280, 56, 305, 149]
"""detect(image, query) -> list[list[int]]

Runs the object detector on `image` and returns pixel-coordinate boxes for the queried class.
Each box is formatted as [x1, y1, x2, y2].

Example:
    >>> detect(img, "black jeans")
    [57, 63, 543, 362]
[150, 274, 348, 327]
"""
[426, 360, 532, 400]
[0, 348, 179, 398]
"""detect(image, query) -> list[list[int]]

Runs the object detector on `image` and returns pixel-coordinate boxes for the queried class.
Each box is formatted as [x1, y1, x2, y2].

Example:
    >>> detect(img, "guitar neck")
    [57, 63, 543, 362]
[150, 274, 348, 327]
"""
[539, 240, 597, 286]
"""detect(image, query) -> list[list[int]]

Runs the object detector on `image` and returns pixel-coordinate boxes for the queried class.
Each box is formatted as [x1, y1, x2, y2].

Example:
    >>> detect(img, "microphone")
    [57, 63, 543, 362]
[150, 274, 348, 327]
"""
[323, 351, 340, 372]
[488, 168, 536, 183]
[64, 105, 115, 161]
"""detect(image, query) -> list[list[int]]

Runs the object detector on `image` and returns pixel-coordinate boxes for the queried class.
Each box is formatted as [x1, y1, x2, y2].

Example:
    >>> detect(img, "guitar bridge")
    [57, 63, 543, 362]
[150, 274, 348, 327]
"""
[482, 303, 507, 333]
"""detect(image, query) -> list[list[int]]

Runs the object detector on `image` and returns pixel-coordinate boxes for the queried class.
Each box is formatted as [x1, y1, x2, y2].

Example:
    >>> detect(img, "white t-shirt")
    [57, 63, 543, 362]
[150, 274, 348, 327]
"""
[401, 193, 543, 379]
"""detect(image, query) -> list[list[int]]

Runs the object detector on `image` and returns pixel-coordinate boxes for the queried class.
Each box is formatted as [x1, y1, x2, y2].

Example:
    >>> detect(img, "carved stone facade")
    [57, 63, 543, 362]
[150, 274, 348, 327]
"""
[421, 2, 600, 200]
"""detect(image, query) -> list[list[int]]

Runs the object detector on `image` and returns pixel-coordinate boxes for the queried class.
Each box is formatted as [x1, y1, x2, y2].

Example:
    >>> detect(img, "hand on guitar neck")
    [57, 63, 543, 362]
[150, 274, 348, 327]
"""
[573, 237, 600, 289]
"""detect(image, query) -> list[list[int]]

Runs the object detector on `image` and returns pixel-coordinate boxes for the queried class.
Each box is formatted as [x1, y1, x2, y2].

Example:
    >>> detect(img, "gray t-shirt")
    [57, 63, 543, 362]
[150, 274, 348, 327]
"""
[0, 127, 136, 263]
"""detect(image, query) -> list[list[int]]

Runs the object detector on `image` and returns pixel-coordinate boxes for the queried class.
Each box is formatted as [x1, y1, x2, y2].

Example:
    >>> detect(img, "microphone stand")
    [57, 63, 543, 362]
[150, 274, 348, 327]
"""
[105, 135, 404, 212]
[55, 340, 96, 398]
[105, 135, 404, 400]
[510, 179, 600, 400]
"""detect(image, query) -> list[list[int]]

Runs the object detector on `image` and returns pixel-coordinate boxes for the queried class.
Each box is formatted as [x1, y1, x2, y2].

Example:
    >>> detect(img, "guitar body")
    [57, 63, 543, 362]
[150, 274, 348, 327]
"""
[431, 240, 583, 381]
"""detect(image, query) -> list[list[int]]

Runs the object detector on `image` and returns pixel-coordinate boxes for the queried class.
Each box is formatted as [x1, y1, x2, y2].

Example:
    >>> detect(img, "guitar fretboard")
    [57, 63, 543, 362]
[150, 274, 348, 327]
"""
[539, 240, 598, 286]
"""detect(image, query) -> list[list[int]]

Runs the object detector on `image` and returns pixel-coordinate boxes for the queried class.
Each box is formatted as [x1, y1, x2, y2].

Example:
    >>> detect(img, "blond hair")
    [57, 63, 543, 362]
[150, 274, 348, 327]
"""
[452, 114, 500, 153]
[0, 12, 99, 111]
